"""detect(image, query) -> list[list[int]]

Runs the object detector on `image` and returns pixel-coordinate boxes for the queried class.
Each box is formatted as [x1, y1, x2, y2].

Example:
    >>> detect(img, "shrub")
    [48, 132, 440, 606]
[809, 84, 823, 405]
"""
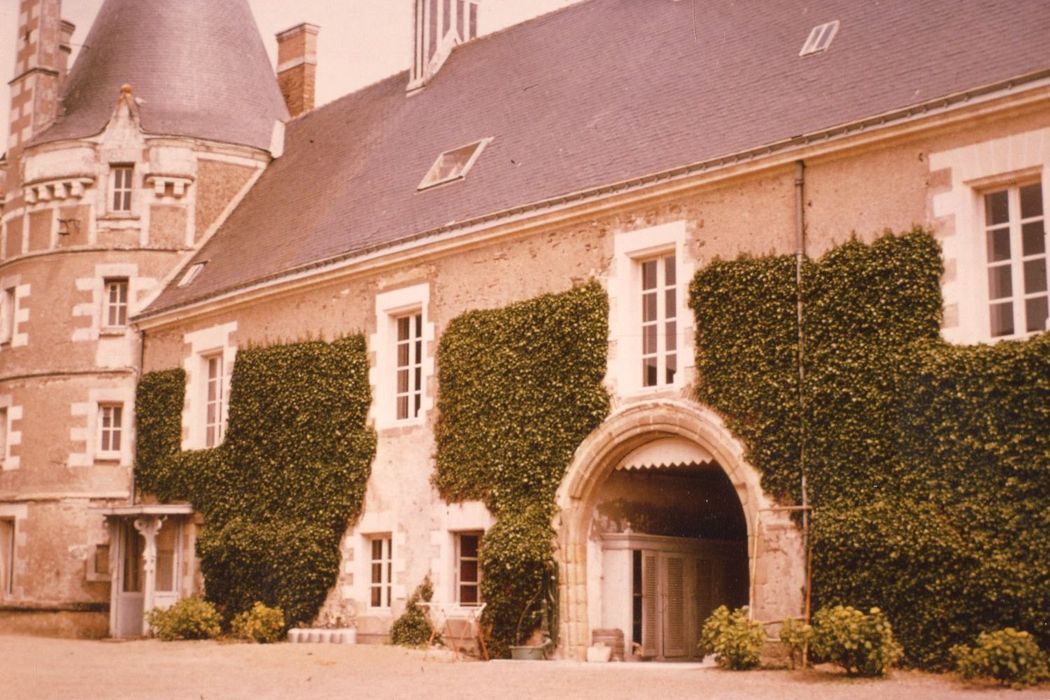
[952, 628, 1049, 689]
[698, 606, 766, 670]
[147, 596, 222, 641]
[779, 617, 814, 670]
[390, 576, 435, 647]
[231, 602, 286, 643]
[810, 606, 903, 677]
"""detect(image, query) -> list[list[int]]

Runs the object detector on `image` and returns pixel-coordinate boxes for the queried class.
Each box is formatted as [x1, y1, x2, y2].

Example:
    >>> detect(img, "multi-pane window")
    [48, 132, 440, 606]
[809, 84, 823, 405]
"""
[0, 518, 14, 595]
[204, 354, 225, 447]
[395, 313, 423, 420]
[641, 254, 677, 387]
[455, 531, 482, 605]
[103, 278, 129, 328]
[0, 287, 15, 344]
[368, 536, 393, 608]
[0, 408, 7, 463]
[111, 165, 133, 212]
[98, 404, 123, 455]
[984, 181, 1048, 337]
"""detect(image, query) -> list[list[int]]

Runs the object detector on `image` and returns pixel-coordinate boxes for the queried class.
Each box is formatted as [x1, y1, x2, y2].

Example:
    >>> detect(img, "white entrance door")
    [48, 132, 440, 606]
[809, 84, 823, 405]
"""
[114, 520, 144, 637]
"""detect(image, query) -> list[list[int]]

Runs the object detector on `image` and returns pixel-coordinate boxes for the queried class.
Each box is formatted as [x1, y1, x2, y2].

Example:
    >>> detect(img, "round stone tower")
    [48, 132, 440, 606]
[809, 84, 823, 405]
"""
[0, 0, 287, 637]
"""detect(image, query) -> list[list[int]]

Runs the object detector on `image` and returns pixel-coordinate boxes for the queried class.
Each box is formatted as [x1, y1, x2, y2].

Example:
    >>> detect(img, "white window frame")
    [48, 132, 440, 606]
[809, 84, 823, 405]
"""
[418, 138, 491, 191]
[395, 312, 424, 421]
[102, 278, 129, 330]
[182, 323, 237, 450]
[110, 164, 134, 213]
[371, 284, 433, 430]
[367, 535, 393, 609]
[611, 221, 695, 397]
[453, 531, 483, 606]
[639, 253, 679, 389]
[203, 352, 226, 448]
[96, 403, 124, 460]
[799, 20, 840, 56]
[980, 179, 1048, 339]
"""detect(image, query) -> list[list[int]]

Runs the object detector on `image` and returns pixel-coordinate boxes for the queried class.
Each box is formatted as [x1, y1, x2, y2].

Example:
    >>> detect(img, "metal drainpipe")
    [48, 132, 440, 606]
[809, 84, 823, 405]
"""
[794, 160, 813, 663]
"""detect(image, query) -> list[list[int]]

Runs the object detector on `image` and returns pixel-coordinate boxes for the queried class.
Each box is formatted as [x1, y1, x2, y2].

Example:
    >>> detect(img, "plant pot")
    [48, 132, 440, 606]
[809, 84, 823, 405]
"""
[586, 643, 612, 663]
[510, 645, 545, 660]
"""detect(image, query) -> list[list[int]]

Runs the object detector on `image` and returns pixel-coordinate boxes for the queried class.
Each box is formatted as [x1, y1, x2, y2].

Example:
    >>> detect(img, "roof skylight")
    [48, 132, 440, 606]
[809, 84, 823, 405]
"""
[177, 262, 207, 287]
[799, 20, 840, 56]
[418, 138, 491, 191]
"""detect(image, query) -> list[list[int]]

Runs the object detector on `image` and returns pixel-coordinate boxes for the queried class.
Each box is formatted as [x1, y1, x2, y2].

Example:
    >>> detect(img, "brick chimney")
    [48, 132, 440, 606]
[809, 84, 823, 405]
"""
[7, 0, 69, 150]
[409, 0, 479, 94]
[58, 19, 75, 86]
[275, 23, 319, 118]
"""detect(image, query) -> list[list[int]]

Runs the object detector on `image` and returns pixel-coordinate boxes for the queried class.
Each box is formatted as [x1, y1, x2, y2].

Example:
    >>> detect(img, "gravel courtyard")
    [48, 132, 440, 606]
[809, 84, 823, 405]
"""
[2, 635, 1048, 700]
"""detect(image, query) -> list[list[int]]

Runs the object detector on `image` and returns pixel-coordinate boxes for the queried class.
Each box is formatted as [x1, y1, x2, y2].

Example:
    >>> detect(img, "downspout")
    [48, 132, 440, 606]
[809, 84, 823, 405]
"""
[794, 160, 813, 660]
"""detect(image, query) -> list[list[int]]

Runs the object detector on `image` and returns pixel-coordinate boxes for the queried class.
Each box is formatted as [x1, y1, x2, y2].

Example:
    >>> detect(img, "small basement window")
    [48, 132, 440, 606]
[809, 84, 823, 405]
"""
[799, 20, 839, 56]
[177, 262, 206, 287]
[418, 138, 491, 191]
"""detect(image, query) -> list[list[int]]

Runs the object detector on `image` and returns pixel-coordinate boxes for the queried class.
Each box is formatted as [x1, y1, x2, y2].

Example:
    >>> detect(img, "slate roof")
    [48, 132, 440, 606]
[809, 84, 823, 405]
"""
[33, 0, 288, 151]
[146, 0, 1050, 315]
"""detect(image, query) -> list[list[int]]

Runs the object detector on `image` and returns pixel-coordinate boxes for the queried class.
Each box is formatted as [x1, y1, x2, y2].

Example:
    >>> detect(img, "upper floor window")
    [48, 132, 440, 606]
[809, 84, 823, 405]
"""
[103, 278, 129, 329]
[454, 531, 482, 605]
[0, 518, 13, 595]
[396, 313, 423, 421]
[368, 535, 393, 608]
[111, 165, 133, 212]
[641, 253, 678, 387]
[98, 403, 123, 458]
[0, 408, 7, 464]
[983, 180, 1047, 337]
[204, 353, 226, 448]
[0, 287, 15, 345]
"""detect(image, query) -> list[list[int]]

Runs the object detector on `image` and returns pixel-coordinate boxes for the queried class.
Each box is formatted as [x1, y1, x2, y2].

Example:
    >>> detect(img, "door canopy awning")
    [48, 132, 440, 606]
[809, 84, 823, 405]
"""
[615, 437, 716, 471]
[98, 504, 194, 517]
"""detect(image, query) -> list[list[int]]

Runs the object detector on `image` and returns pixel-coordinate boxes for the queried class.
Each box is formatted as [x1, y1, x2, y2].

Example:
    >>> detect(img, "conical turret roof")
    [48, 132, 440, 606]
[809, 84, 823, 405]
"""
[34, 0, 289, 151]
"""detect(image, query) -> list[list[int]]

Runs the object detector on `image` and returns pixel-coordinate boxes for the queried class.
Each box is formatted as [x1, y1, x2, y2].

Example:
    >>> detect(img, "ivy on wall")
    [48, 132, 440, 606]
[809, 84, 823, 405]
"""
[135, 336, 376, 626]
[689, 228, 1050, 668]
[434, 281, 610, 656]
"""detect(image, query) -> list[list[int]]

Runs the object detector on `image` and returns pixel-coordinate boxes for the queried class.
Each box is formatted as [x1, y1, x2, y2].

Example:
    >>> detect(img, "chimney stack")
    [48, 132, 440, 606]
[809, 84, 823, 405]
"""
[7, 0, 68, 150]
[275, 23, 319, 118]
[58, 19, 75, 86]
[409, 0, 479, 93]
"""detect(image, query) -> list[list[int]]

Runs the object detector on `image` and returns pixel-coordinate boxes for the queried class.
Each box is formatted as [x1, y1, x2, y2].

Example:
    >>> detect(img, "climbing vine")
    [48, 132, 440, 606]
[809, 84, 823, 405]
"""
[434, 281, 610, 656]
[690, 228, 1050, 668]
[135, 336, 376, 626]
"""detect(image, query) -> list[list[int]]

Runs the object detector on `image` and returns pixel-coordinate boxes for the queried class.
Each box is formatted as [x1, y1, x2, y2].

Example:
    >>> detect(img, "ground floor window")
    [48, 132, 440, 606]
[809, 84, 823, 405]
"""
[369, 535, 392, 608]
[454, 531, 482, 605]
[0, 518, 13, 594]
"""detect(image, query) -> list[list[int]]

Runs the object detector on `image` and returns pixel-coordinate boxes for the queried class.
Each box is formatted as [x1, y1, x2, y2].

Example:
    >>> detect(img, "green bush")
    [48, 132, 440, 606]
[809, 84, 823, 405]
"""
[698, 606, 766, 670]
[779, 617, 814, 670]
[810, 606, 903, 677]
[147, 596, 222, 641]
[231, 602, 286, 643]
[390, 576, 435, 647]
[952, 628, 1049, 688]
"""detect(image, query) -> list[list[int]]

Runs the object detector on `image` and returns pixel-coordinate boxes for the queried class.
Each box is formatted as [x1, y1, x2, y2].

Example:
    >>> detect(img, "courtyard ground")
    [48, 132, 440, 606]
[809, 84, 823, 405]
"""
[2, 635, 1048, 700]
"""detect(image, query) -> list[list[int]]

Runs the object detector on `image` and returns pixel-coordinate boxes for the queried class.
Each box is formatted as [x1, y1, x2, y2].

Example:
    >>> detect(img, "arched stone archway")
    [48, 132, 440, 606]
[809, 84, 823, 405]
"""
[554, 399, 804, 659]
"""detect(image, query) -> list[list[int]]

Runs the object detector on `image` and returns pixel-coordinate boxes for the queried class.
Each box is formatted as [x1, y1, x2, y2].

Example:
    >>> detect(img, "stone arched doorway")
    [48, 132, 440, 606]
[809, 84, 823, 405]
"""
[554, 399, 804, 660]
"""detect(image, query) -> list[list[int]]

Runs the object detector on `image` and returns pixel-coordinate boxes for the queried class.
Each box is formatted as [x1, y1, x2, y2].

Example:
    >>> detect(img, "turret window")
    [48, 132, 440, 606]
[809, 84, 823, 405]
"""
[111, 165, 133, 212]
[103, 278, 129, 329]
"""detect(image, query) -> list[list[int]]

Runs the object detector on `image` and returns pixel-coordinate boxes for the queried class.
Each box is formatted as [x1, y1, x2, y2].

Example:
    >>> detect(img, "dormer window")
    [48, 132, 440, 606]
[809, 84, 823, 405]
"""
[177, 262, 206, 288]
[800, 20, 839, 56]
[418, 138, 491, 191]
[110, 165, 133, 212]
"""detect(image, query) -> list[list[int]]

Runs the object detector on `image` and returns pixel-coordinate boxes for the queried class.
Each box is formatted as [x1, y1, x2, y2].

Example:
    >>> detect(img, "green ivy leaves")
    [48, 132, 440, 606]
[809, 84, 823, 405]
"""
[135, 336, 376, 626]
[434, 281, 610, 656]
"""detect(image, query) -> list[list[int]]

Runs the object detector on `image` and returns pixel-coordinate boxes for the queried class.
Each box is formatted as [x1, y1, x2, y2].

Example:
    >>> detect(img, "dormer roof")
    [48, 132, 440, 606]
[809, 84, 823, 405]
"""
[31, 0, 289, 151]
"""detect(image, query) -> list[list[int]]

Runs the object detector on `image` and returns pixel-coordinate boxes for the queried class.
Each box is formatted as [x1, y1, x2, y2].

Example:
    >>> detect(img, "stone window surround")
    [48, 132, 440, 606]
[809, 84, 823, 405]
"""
[610, 220, 695, 398]
[96, 402, 125, 460]
[0, 394, 21, 470]
[347, 510, 406, 614]
[370, 283, 434, 431]
[0, 274, 30, 349]
[0, 504, 27, 599]
[930, 126, 1050, 344]
[70, 387, 135, 467]
[428, 501, 494, 605]
[366, 534, 393, 609]
[182, 322, 237, 451]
